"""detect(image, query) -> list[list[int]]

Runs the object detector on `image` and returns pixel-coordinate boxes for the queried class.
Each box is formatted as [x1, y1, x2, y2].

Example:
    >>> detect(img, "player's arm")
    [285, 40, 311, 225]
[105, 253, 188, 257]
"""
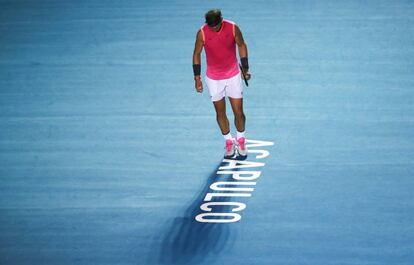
[234, 25, 251, 80]
[193, 30, 204, 93]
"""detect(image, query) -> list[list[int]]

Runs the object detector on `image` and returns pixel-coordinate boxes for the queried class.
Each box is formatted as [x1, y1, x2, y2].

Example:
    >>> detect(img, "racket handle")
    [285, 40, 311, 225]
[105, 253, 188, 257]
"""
[239, 63, 249, 87]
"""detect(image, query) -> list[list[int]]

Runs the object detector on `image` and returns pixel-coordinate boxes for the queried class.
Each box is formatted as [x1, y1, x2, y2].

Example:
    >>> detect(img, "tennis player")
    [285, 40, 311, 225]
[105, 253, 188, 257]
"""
[192, 9, 251, 158]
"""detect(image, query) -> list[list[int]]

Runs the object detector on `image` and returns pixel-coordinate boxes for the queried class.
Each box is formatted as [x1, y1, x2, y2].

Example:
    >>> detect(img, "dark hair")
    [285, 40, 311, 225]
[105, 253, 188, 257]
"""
[205, 9, 222, 27]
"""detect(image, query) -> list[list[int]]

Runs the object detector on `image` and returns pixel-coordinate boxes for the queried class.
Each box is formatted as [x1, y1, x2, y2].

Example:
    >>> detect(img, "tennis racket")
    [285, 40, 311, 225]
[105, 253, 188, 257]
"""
[239, 63, 249, 87]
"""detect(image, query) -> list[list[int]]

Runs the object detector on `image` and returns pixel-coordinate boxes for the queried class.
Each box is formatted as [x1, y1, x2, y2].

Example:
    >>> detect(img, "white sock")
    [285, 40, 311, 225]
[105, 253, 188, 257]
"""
[236, 131, 245, 140]
[223, 132, 233, 141]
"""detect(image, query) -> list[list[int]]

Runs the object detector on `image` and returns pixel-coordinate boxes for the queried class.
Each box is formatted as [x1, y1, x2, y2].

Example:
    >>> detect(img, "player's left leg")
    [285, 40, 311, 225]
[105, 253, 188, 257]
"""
[227, 71, 247, 156]
[229, 97, 247, 156]
[228, 97, 245, 133]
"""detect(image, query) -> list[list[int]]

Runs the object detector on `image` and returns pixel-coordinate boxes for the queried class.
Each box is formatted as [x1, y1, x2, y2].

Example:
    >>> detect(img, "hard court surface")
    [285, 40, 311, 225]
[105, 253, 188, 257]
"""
[1, 0, 413, 264]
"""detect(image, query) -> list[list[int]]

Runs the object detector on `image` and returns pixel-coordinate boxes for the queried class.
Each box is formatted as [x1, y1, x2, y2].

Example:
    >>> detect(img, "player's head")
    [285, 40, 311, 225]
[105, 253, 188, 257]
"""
[205, 9, 223, 28]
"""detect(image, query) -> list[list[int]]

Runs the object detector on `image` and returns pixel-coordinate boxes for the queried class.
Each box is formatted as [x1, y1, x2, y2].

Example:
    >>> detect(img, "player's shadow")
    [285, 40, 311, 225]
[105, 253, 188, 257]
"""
[155, 160, 242, 265]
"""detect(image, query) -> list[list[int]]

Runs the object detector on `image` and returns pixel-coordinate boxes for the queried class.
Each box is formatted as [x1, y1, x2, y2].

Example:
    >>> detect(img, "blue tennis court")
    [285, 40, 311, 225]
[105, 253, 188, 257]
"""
[1, 0, 413, 264]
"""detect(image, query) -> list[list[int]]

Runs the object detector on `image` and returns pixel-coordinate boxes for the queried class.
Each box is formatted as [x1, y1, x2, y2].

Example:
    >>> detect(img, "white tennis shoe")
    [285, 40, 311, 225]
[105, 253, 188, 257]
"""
[224, 139, 235, 158]
[236, 137, 247, 157]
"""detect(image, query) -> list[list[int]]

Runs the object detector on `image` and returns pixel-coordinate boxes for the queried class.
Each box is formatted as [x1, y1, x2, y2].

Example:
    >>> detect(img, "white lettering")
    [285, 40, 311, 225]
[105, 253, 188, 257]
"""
[210, 181, 256, 192]
[219, 159, 265, 170]
[246, 139, 274, 159]
[200, 202, 246, 212]
[217, 170, 262, 181]
[194, 139, 274, 223]
[195, 213, 241, 223]
[248, 149, 270, 159]
[204, 192, 251, 201]
[245, 139, 275, 148]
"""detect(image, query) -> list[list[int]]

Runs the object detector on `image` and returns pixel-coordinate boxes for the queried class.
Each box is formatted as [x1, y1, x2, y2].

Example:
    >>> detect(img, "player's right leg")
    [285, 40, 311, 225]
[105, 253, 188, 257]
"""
[213, 98, 235, 158]
[206, 76, 235, 158]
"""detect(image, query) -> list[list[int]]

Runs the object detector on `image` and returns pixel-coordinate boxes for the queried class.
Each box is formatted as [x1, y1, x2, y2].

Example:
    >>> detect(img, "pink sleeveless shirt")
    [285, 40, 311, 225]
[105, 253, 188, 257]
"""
[201, 19, 239, 80]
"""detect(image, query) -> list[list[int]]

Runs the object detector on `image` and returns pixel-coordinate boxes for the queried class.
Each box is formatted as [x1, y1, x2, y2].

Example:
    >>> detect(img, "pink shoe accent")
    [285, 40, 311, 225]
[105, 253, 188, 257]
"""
[226, 139, 234, 152]
[237, 137, 245, 151]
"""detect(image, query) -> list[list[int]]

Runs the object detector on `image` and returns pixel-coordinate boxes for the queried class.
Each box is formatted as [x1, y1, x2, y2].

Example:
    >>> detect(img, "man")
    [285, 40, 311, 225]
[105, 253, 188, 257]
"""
[192, 9, 251, 158]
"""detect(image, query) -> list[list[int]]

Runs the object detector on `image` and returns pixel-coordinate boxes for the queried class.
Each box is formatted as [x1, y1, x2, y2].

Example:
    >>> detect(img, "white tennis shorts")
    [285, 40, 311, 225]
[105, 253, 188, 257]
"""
[205, 73, 243, 102]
